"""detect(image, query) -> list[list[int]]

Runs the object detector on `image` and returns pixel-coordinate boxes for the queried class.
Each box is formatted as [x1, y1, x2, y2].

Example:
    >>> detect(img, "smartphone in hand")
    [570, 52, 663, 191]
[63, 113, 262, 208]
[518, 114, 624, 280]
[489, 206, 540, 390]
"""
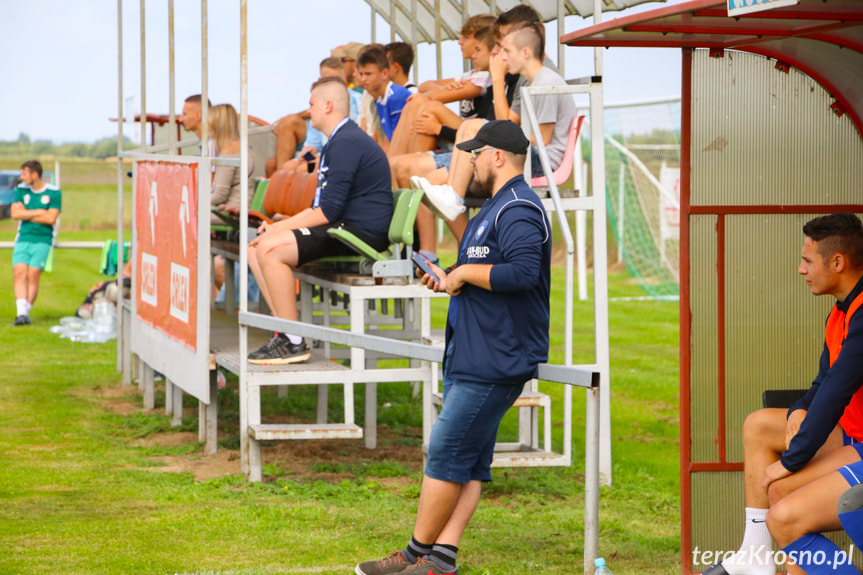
[411, 252, 437, 282]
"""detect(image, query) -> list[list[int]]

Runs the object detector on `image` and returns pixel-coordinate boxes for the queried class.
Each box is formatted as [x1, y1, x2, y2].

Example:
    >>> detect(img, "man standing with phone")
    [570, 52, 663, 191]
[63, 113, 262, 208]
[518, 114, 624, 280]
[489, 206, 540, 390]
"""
[356, 120, 551, 575]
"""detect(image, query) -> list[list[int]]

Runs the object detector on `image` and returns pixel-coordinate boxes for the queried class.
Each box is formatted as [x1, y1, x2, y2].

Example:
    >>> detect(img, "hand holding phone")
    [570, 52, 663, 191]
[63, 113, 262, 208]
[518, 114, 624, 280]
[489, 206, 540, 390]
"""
[411, 252, 436, 281]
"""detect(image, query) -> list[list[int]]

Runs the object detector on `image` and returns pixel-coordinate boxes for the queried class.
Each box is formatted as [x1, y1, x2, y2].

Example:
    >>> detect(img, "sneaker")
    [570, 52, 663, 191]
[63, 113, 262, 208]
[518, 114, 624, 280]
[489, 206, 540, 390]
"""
[248, 333, 310, 365]
[13, 315, 31, 326]
[399, 557, 458, 575]
[355, 550, 416, 575]
[411, 176, 465, 222]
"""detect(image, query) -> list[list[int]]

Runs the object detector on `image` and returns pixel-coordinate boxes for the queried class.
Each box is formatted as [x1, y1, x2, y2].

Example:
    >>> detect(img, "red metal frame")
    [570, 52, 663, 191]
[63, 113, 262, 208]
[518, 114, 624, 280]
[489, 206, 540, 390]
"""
[679, 47, 693, 575]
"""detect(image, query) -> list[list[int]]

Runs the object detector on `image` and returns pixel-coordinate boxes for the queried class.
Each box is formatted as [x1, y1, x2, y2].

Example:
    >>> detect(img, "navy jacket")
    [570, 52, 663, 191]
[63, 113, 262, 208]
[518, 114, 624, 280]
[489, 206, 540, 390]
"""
[783, 274, 863, 472]
[314, 119, 393, 244]
[443, 175, 551, 385]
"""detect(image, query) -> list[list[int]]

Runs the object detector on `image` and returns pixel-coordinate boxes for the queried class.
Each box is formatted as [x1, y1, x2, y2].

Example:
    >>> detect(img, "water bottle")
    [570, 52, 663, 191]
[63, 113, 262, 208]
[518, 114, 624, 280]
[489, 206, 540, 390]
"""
[595, 557, 614, 575]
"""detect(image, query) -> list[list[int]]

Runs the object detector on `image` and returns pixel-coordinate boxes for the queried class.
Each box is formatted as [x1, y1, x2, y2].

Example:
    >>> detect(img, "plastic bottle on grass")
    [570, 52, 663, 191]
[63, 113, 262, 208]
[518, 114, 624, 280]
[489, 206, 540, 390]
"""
[595, 557, 614, 575]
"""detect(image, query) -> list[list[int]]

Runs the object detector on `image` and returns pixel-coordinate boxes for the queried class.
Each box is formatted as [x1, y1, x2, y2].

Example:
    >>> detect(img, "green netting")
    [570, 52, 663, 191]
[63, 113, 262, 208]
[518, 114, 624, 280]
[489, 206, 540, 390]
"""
[582, 100, 681, 298]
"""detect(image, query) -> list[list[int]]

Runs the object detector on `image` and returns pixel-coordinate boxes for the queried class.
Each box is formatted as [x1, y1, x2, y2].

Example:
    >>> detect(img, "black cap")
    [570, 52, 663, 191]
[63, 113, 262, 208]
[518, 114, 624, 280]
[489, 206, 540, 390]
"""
[456, 120, 530, 155]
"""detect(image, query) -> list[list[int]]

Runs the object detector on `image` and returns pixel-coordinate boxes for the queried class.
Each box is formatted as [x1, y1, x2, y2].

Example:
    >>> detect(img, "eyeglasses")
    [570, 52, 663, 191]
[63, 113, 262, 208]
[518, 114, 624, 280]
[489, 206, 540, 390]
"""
[470, 147, 495, 159]
[340, 57, 355, 63]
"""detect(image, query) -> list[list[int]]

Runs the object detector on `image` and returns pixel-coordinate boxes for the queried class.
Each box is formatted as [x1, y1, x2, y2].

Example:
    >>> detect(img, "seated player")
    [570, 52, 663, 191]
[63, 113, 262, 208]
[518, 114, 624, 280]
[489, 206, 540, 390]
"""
[701, 213, 863, 575]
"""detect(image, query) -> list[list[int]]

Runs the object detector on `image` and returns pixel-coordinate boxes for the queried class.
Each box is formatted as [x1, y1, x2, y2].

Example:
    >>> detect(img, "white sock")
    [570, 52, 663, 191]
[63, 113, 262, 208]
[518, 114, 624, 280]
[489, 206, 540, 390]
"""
[286, 334, 303, 345]
[16, 299, 29, 317]
[720, 508, 774, 575]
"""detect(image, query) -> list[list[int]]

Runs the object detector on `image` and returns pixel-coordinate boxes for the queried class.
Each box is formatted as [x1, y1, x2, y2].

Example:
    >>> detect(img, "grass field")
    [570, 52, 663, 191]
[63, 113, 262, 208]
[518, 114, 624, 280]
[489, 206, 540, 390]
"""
[0, 158, 681, 574]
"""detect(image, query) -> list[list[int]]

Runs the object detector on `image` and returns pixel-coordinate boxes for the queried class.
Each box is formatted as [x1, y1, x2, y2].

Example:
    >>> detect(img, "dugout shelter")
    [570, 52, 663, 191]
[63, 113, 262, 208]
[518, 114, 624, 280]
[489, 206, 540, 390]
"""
[561, 0, 863, 573]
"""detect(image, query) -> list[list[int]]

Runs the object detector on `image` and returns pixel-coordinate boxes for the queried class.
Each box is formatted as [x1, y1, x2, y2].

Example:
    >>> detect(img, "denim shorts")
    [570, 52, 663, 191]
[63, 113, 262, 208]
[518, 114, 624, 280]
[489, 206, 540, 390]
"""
[429, 151, 452, 170]
[425, 375, 523, 483]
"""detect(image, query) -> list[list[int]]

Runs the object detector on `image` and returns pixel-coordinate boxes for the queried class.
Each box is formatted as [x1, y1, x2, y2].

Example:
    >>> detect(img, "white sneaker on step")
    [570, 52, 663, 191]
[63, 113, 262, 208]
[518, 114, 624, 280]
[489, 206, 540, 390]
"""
[411, 176, 465, 222]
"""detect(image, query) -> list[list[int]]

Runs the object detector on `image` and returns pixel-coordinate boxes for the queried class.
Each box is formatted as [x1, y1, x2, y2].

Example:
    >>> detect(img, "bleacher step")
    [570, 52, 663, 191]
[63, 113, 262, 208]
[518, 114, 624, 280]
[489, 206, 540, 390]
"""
[249, 423, 362, 441]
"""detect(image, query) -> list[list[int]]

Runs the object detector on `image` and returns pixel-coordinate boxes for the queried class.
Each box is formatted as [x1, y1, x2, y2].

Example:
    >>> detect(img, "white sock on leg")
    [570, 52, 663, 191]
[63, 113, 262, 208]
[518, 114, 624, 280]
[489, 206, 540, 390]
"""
[720, 508, 774, 575]
[16, 299, 29, 317]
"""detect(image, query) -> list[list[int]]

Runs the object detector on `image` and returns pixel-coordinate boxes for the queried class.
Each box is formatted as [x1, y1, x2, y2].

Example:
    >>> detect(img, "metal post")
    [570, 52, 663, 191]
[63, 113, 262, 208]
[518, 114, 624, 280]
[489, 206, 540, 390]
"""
[116, 0, 124, 377]
[200, 0, 209, 157]
[584, 385, 600, 575]
[592, 0, 613, 490]
[575, 135, 588, 302]
[617, 163, 625, 263]
[139, 0, 147, 150]
[435, 0, 441, 81]
[168, 0, 176, 156]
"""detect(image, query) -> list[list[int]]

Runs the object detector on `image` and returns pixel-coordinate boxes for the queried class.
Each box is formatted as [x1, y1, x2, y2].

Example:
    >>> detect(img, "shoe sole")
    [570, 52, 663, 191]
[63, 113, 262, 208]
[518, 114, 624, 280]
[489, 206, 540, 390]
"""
[248, 351, 311, 366]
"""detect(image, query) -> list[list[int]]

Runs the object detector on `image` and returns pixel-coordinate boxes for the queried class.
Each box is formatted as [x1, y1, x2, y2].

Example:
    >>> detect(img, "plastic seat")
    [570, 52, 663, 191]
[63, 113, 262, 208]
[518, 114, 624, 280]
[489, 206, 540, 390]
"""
[213, 177, 270, 231]
[327, 187, 423, 263]
[530, 115, 585, 188]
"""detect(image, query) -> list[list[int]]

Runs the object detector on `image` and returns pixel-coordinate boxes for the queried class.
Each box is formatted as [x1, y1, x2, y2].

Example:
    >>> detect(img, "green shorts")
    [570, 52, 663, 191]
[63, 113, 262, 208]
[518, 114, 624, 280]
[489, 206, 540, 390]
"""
[12, 241, 52, 270]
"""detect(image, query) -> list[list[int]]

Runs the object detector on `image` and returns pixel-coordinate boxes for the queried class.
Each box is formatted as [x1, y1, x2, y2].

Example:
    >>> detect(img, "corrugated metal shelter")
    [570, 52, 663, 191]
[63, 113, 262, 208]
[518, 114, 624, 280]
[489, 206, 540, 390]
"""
[561, 1, 863, 573]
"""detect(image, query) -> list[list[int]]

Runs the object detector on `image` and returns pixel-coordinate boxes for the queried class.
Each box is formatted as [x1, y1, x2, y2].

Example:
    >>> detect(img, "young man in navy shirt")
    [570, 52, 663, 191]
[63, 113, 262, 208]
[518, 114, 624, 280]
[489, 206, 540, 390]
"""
[247, 76, 393, 365]
[704, 213, 863, 575]
[356, 121, 551, 575]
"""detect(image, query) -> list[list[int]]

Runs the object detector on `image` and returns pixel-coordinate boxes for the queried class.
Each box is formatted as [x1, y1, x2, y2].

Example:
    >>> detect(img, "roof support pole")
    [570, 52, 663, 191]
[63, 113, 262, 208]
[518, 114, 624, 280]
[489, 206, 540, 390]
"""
[116, 0, 125, 377]
[168, 0, 176, 156]
[200, 0, 209, 159]
[140, 0, 147, 150]
[435, 0, 442, 80]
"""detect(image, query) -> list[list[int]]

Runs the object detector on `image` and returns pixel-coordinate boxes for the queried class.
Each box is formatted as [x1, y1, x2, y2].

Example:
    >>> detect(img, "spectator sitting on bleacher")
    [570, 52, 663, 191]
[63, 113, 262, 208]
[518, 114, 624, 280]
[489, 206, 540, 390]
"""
[266, 57, 355, 180]
[387, 14, 496, 160]
[209, 103, 255, 225]
[415, 23, 577, 244]
[246, 76, 394, 365]
[385, 42, 418, 94]
[179, 94, 217, 159]
[356, 45, 411, 154]
[265, 57, 356, 177]
[700, 213, 863, 575]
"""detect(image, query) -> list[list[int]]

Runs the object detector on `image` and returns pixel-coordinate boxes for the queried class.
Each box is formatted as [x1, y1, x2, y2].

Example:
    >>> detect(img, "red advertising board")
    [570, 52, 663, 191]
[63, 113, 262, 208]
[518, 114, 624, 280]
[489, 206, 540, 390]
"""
[135, 161, 198, 350]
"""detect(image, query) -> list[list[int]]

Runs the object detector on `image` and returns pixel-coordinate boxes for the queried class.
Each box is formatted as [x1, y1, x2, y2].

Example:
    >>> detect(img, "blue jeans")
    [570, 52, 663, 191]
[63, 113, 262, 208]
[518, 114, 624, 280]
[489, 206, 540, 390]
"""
[425, 375, 522, 483]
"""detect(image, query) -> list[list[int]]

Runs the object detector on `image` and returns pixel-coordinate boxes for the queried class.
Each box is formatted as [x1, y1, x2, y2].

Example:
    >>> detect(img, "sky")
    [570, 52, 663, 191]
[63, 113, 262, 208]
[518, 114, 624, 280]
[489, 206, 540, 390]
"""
[0, 0, 683, 144]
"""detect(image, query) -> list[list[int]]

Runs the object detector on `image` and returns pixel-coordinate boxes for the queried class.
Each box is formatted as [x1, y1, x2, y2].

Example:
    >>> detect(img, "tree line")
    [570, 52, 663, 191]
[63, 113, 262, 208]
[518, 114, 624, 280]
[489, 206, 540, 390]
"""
[0, 133, 138, 160]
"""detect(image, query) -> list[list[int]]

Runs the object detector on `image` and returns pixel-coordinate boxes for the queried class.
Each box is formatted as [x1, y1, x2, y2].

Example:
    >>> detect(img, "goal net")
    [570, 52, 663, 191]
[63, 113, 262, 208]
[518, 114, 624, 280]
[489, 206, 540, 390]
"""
[583, 97, 681, 299]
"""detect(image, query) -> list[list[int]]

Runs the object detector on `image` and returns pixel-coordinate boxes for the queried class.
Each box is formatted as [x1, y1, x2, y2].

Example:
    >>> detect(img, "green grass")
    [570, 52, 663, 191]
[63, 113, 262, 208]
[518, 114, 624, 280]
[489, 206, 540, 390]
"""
[0, 160, 681, 574]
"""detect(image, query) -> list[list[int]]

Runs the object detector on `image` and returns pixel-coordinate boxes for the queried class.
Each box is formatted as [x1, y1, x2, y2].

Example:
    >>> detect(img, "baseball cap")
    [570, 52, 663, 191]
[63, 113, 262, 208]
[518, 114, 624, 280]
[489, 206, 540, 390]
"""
[456, 120, 530, 155]
[331, 42, 365, 61]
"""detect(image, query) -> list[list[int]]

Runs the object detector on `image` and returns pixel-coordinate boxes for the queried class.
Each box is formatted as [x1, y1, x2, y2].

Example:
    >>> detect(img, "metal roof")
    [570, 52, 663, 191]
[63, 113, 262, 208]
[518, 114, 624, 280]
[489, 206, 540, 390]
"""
[362, 0, 666, 44]
[559, 0, 863, 137]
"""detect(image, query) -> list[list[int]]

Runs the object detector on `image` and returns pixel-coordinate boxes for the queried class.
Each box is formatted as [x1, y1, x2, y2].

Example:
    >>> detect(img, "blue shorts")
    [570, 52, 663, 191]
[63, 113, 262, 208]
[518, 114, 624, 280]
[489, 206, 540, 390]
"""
[425, 374, 522, 483]
[12, 241, 51, 270]
[836, 430, 863, 485]
[429, 151, 452, 170]
[838, 459, 863, 486]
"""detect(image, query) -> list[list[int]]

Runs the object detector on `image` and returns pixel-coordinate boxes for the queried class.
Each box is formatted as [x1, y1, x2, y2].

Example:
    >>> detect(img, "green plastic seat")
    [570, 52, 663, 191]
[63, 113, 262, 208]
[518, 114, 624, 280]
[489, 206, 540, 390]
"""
[210, 177, 270, 232]
[326, 187, 423, 265]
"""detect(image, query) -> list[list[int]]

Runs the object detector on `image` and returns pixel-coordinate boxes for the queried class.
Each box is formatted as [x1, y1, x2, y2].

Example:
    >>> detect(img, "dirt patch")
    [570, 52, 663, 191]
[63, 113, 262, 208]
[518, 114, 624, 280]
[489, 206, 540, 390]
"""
[77, 383, 142, 416]
[145, 431, 423, 483]
[88, 383, 424, 483]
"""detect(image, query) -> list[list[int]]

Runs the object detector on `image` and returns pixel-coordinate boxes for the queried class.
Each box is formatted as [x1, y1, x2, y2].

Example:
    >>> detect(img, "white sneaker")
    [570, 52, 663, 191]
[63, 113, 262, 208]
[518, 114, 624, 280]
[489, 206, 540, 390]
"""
[411, 176, 465, 222]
